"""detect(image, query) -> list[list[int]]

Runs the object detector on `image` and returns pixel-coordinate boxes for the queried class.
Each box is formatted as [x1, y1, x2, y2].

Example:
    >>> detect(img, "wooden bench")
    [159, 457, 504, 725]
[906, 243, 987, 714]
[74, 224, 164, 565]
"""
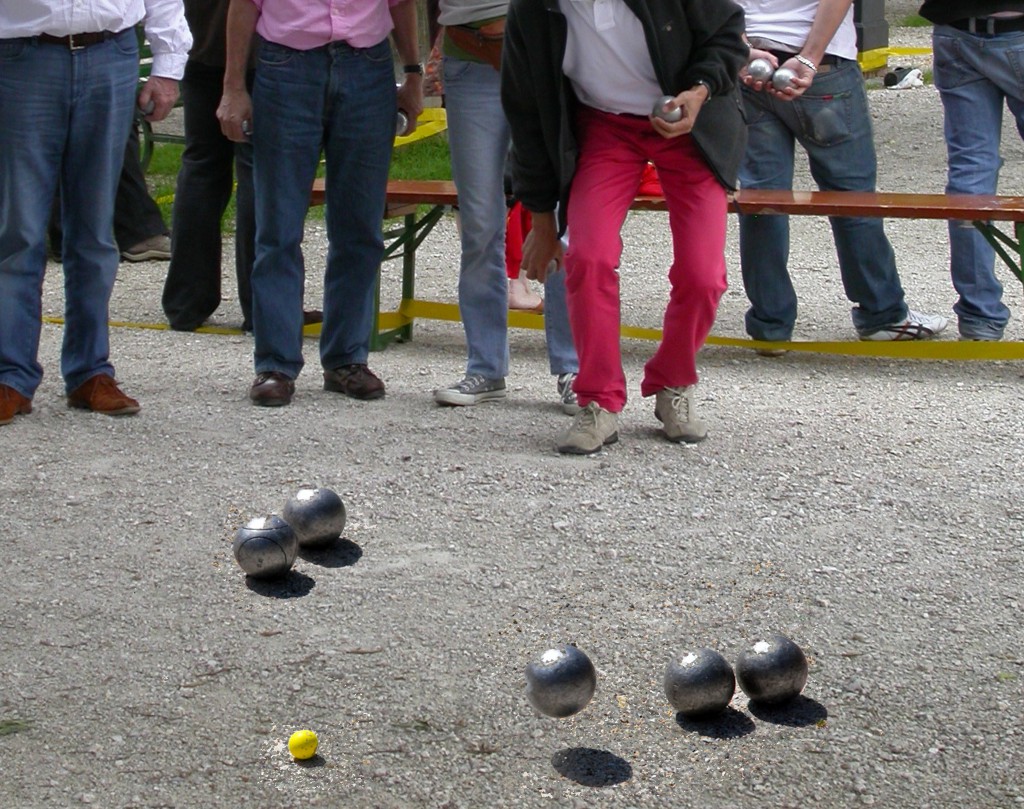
[310, 178, 1024, 355]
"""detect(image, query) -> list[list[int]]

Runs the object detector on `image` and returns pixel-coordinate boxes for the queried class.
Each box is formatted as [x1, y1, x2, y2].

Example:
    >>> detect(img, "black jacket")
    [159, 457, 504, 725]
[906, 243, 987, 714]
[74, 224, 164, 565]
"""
[501, 0, 748, 231]
[919, 2, 1024, 24]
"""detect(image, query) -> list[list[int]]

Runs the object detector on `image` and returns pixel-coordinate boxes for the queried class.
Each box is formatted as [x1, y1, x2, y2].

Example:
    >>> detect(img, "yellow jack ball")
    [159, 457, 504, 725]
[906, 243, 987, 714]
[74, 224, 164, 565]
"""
[288, 729, 319, 760]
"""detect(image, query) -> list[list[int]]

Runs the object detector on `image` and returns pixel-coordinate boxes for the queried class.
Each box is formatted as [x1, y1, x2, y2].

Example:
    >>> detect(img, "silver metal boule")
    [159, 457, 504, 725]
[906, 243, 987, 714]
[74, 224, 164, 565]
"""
[282, 487, 346, 548]
[735, 633, 808, 705]
[747, 58, 774, 82]
[771, 67, 797, 91]
[525, 644, 597, 718]
[232, 514, 298, 579]
[651, 95, 683, 123]
[663, 648, 736, 718]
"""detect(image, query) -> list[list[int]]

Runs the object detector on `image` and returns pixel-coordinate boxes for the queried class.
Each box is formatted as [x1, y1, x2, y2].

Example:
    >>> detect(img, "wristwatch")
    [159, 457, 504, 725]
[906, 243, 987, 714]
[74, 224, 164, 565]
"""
[403, 63, 424, 75]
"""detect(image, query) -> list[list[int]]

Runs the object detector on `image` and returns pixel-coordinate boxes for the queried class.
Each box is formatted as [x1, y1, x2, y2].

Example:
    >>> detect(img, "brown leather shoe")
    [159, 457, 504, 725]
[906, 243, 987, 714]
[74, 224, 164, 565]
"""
[323, 364, 385, 400]
[0, 384, 32, 425]
[250, 371, 295, 407]
[67, 374, 141, 416]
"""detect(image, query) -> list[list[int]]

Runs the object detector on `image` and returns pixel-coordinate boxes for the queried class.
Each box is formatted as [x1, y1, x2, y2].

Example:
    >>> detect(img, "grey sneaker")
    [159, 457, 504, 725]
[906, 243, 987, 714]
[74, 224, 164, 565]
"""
[654, 385, 707, 444]
[557, 402, 618, 455]
[556, 372, 580, 415]
[121, 234, 171, 262]
[858, 309, 948, 341]
[434, 374, 506, 406]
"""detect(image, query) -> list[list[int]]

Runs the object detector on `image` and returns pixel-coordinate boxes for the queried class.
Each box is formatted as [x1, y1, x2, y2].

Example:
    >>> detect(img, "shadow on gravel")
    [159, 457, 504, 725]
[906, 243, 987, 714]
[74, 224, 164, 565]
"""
[245, 569, 316, 599]
[551, 747, 632, 787]
[674, 706, 756, 738]
[299, 538, 362, 568]
[747, 695, 828, 727]
[295, 754, 326, 769]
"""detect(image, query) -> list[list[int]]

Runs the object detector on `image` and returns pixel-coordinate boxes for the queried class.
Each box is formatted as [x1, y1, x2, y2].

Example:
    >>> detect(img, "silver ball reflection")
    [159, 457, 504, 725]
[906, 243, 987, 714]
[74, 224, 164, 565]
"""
[651, 95, 683, 123]
[664, 647, 736, 718]
[771, 67, 797, 91]
[735, 633, 808, 705]
[232, 514, 298, 579]
[525, 645, 597, 718]
[747, 58, 775, 82]
[282, 487, 346, 548]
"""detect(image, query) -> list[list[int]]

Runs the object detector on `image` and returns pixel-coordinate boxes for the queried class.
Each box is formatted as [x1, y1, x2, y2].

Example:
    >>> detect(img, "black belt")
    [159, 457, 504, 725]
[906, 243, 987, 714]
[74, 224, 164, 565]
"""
[949, 16, 1024, 34]
[37, 31, 117, 49]
[767, 50, 839, 67]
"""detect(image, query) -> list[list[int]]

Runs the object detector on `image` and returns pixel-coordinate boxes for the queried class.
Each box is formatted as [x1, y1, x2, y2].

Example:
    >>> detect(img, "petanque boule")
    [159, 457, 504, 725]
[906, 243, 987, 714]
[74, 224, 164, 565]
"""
[735, 633, 808, 705]
[747, 57, 774, 82]
[525, 644, 597, 718]
[663, 647, 736, 718]
[232, 514, 298, 579]
[651, 95, 683, 123]
[282, 487, 346, 548]
[771, 67, 797, 91]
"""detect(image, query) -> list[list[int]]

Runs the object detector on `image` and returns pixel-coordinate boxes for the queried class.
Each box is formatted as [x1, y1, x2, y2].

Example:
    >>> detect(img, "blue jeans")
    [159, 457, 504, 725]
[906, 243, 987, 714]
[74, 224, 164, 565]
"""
[0, 31, 137, 397]
[251, 38, 396, 378]
[442, 57, 577, 378]
[738, 58, 907, 341]
[933, 25, 1024, 339]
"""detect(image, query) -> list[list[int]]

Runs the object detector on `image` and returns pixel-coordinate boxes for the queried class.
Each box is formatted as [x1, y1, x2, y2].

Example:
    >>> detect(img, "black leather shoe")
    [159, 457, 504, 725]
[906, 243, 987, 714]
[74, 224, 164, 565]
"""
[323, 364, 385, 400]
[249, 371, 295, 407]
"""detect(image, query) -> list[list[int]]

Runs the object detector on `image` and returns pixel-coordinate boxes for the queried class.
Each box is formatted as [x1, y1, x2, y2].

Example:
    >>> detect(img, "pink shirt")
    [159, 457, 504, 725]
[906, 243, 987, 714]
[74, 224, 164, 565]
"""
[251, 0, 399, 50]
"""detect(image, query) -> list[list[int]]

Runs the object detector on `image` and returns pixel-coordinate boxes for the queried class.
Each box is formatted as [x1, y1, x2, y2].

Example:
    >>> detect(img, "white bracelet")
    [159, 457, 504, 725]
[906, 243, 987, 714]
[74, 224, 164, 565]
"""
[795, 54, 818, 73]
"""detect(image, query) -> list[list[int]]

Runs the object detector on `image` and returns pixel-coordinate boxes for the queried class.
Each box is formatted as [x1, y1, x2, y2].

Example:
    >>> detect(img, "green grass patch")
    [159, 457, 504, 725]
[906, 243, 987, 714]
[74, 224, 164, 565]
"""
[390, 134, 452, 181]
[898, 14, 930, 28]
[0, 719, 32, 736]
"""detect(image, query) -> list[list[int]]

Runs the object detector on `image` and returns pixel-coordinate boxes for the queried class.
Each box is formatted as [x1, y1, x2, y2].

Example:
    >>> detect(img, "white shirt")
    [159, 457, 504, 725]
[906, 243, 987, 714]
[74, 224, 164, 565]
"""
[737, 0, 857, 61]
[559, 0, 661, 116]
[0, 0, 192, 78]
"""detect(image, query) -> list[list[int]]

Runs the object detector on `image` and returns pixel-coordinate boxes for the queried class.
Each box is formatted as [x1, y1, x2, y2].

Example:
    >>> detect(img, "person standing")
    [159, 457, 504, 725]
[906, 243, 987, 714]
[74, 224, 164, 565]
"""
[918, 2, 1024, 342]
[219, 0, 423, 407]
[162, 0, 257, 332]
[431, 0, 580, 413]
[0, 0, 191, 426]
[502, 0, 748, 453]
[735, 0, 948, 350]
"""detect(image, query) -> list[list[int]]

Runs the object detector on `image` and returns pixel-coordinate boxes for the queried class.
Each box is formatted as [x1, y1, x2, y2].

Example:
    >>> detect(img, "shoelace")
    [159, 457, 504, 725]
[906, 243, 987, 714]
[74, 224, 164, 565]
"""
[455, 374, 489, 393]
[665, 387, 689, 419]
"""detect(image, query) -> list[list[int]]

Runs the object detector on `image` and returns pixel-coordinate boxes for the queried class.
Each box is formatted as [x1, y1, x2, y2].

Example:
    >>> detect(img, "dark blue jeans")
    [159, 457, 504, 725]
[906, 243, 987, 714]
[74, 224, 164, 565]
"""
[738, 59, 908, 341]
[0, 30, 137, 397]
[250, 38, 396, 379]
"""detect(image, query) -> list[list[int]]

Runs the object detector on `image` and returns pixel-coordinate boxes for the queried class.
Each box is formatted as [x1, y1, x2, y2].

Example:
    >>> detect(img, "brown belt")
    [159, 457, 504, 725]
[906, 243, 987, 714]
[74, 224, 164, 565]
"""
[37, 31, 117, 49]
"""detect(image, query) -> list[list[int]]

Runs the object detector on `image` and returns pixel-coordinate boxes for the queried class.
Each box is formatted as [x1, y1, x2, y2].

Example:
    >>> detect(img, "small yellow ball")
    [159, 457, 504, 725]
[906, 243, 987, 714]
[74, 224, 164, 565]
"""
[287, 729, 319, 760]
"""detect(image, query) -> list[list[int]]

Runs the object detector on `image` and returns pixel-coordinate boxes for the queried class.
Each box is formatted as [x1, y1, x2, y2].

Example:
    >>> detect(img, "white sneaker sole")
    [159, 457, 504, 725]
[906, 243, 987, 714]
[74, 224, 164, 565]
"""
[434, 389, 507, 406]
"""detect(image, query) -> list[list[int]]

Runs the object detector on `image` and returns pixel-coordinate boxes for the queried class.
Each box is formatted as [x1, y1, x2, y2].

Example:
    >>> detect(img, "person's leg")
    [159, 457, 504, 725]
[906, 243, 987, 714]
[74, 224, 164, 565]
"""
[59, 30, 138, 393]
[563, 108, 647, 414]
[737, 86, 798, 341]
[543, 264, 578, 376]
[933, 26, 1017, 339]
[640, 134, 727, 396]
[0, 37, 69, 399]
[163, 63, 236, 330]
[114, 123, 169, 253]
[250, 42, 327, 379]
[319, 39, 396, 370]
[441, 58, 511, 379]
[794, 61, 908, 333]
[233, 87, 256, 332]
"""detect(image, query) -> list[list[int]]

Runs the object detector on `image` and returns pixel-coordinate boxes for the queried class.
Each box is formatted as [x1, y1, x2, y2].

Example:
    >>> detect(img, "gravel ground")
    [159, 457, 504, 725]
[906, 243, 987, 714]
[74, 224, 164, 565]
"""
[4, 24, 1024, 809]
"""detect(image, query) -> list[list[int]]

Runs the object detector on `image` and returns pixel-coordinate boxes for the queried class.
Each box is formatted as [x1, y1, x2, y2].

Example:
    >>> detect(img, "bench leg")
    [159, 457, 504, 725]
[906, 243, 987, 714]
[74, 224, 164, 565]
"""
[973, 219, 1024, 288]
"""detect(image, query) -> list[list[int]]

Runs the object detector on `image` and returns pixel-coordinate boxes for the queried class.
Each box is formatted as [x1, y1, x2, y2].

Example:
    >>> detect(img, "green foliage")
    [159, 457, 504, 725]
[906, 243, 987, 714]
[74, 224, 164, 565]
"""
[390, 135, 452, 181]
[0, 719, 32, 736]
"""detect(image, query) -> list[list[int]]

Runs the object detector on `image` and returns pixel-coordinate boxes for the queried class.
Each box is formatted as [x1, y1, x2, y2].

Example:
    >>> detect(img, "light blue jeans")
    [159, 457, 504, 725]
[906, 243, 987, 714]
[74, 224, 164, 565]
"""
[0, 31, 137, 397]
[442, 57, 577, 378]
[932, 24, 1024, 339]
[251, 38, 396, 378]
[738, 58, 908, 341]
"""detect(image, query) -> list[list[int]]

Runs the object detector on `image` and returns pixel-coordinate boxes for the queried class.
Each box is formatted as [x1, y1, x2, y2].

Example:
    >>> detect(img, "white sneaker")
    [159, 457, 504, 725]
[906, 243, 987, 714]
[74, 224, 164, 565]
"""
[654, 385, 707, 444]
[434, 374, 506, 406]
[859, 309, 948, 341]
[556, 373, 580, 415]
[557, 402, 618, 455]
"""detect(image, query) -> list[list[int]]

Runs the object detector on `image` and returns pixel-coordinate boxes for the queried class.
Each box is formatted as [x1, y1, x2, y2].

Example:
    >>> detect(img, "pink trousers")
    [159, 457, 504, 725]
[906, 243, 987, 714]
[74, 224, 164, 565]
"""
[565, 106, 728, 412]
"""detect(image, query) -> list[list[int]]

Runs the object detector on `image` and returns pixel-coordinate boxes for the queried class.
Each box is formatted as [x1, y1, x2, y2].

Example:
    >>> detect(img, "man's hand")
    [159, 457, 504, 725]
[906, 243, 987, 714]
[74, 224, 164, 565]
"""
[217, 88, 254, 143]
[137, 76, 179, 122]
[520, 211, 562, 283]
[396, 73, 424, 136]
[766, 56, 815, 101]
[740, 47, 779, 93]
[649, 86, 707, 139]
